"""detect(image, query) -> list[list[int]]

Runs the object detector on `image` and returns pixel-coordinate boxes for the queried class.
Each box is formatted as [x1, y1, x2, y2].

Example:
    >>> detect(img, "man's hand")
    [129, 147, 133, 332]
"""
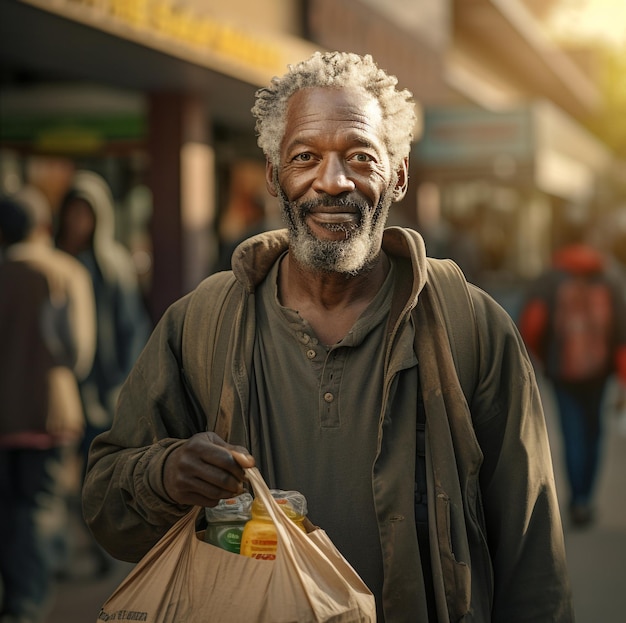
[163, 432, 255, 507]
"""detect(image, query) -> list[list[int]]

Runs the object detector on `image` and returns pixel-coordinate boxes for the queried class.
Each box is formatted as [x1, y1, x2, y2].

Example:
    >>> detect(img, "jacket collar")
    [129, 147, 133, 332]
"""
[230, 226, 428, 311]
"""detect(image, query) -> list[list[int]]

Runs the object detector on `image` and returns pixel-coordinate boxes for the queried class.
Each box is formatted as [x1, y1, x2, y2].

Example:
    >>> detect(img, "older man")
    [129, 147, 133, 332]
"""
[83, 52, 573, 622]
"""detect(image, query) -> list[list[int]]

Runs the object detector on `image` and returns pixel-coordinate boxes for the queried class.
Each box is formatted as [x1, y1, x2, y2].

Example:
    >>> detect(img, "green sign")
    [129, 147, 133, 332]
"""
[0, 113, 145, 153]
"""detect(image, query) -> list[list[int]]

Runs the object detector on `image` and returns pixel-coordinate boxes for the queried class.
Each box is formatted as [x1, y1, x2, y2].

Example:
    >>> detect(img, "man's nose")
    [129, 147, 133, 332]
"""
[312, 154, 356, 195]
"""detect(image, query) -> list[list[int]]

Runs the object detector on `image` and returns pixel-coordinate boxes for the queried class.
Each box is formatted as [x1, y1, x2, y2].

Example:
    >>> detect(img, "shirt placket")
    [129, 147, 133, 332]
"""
[297, 329, 346, 429]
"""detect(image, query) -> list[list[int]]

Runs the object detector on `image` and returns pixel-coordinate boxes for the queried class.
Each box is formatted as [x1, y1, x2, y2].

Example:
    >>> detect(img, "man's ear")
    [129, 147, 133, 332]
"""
[265, 160, 278, 197]
[393, 157, 409, 202]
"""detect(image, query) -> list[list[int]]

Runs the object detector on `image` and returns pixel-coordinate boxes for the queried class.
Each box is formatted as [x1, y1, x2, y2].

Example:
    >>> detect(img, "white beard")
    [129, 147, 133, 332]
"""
[277, 185, 395, 275]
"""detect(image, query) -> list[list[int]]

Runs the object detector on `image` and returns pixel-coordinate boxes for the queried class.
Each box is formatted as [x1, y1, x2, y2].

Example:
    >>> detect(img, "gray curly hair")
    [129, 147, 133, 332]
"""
[252, 51, 416, 170]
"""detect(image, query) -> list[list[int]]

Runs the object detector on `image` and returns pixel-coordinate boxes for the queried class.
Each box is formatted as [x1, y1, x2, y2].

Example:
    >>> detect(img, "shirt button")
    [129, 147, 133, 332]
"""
[301, 333, 311, 344]
[323, 392, 334, 403]
[306, 349, 316, 359]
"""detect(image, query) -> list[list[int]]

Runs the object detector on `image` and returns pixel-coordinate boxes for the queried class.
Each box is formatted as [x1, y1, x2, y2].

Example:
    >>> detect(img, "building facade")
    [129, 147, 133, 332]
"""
[0, 0, 618, 320]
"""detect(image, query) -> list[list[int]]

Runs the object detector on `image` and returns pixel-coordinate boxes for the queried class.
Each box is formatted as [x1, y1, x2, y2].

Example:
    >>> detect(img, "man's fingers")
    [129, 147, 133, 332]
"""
[164, 432, 255, 507]
[172, 473, 245, 508]
[231, 449, 255, 469]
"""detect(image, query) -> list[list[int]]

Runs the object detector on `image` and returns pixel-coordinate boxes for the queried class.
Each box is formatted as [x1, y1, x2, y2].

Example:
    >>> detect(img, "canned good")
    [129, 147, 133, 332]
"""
[204, 492, 253, 554]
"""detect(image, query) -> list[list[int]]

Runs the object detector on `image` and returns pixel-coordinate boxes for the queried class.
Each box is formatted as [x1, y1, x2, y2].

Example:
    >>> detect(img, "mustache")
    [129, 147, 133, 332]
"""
[295, 194, 371, 215]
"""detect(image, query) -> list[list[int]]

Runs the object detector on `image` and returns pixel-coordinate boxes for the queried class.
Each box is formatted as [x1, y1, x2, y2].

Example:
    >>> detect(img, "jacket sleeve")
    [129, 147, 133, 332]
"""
[82, 292, 206, 562]
[470, 289, 573, 622]
[113, 267, 152, 378]
[65, 260, 97, 380]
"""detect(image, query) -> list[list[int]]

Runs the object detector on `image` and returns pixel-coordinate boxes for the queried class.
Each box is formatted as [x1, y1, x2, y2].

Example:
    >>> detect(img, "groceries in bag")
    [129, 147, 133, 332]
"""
[204, 492, 253, 554]
[97, 468, 376, 622]
[240, 490, 307, 559]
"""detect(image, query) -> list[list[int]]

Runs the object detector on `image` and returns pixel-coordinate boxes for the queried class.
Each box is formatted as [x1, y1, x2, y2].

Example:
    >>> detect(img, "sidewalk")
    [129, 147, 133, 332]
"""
[45, 380, 626, 622]
[44, 523, 134, 622]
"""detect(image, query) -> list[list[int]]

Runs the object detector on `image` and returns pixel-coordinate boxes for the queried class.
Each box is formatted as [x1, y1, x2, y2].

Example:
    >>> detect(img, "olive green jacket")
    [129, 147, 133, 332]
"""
[83, 227, 572, 622]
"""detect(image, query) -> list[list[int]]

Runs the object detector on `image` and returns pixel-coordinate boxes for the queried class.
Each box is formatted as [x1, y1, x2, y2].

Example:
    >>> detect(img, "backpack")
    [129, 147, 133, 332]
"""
[548, 272, 614, 382]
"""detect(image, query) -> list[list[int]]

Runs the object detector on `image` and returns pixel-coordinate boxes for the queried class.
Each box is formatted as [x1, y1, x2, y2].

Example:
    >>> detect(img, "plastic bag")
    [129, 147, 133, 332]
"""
[97, 467, 376, 622]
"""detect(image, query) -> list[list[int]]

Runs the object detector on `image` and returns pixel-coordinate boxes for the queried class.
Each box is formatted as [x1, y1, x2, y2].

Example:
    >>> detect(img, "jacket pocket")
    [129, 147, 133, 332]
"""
[435, 492, 471, 621]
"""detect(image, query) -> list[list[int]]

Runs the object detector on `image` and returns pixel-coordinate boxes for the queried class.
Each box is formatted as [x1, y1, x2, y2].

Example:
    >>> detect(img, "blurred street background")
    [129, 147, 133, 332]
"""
[1, 0, 626, 621]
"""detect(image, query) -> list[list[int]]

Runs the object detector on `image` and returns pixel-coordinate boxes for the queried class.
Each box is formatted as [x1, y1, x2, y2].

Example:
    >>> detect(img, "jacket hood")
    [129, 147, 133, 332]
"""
[64, 170, 137, 287]
[69, 170, 116, 250]
[552, 244, 606, 275]
[230, 226, 428, 307]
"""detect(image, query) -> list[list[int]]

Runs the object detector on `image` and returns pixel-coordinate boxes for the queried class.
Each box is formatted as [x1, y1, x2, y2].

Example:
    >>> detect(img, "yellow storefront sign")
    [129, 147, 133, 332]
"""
[20, 0, 316, 85]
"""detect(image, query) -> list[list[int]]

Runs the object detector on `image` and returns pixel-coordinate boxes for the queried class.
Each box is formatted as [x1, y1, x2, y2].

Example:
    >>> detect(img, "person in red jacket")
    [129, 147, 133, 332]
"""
[519, 220, 626, 527]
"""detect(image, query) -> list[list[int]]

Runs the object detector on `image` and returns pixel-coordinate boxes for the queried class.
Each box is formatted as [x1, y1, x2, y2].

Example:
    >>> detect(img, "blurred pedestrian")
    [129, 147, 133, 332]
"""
[213, 161, 272, 272]
[56, 170, 151, 577]
[414, 183, 482, 284]
[519, 219, 626, 527]
[0, 196, 28, 262]
[0, 189, 96, 623]
[214, 194, 268, 272]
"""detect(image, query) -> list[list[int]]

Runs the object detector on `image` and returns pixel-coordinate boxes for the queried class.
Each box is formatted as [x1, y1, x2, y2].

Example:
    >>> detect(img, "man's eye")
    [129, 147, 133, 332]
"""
[352, 153, 373, 163]
[293, 153, 312, 162]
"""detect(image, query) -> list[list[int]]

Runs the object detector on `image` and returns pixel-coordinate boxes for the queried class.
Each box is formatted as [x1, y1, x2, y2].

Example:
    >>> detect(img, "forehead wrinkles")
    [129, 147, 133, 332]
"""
[291, 113, 380, 140]
[283, 88, 385, 147]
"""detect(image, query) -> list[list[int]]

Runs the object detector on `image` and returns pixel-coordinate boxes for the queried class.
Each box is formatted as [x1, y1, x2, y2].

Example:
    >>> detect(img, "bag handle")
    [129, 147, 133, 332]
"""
[245, 467, 314, 552]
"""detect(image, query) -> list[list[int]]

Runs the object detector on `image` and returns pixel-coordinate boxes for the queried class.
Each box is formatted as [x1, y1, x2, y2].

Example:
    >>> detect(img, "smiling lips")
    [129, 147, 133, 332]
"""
[309, 211, 359, 226]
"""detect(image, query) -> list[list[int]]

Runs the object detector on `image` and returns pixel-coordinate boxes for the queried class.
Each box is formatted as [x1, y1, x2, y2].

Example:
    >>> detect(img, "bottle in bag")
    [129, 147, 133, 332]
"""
[204, 492, 253, 554]
[240, 490, 307, 560]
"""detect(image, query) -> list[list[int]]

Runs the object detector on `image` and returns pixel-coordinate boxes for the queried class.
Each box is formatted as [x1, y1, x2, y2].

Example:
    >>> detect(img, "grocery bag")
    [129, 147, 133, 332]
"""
[97, 467, 376, 622]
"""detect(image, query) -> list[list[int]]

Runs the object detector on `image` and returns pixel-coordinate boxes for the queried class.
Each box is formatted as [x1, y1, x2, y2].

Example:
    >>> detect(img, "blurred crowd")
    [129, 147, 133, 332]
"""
[0, 170, 151, 623]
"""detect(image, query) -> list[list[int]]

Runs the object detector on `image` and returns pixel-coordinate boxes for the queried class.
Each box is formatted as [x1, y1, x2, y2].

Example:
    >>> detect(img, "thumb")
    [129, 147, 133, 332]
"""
[231, 449, 255, 469]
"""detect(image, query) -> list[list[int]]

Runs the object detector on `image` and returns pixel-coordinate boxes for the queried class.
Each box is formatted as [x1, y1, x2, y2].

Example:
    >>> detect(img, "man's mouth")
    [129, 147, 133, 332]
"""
[311, 209, 356, 220]
[294, 195, 367, 238]
[309, 210, 360, 225]
[308, 211, 360, 238]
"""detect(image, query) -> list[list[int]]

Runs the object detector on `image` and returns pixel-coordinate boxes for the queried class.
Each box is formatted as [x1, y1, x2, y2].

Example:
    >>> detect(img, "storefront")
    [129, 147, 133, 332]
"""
[0, 0, 317, 320]
[412, 100, 612, 316]
[1, 0, 616, 321]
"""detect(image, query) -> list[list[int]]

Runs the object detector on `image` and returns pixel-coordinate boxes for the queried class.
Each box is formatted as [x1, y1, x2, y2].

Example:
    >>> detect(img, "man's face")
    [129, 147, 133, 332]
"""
[267, 86, 406, 275]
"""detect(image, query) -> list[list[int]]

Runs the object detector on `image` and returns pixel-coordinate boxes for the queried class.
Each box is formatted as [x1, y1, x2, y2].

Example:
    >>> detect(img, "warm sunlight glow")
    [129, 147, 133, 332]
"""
[547, 0, 626, 46]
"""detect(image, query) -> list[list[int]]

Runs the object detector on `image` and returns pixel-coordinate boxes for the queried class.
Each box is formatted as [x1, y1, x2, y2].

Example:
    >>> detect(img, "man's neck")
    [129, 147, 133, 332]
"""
[278, 251, 389, 345]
